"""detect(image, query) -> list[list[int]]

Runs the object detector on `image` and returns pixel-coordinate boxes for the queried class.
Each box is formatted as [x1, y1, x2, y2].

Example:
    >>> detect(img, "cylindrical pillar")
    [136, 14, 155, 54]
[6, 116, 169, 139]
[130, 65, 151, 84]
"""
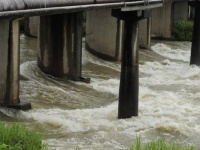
[38, 13, 83, 81]
[112, 9, 151, 119]
[0, 19, 31, 110]
[9, 19, 20, 105]
[190, 6, 200, 66]
[118, 20, 139, 119]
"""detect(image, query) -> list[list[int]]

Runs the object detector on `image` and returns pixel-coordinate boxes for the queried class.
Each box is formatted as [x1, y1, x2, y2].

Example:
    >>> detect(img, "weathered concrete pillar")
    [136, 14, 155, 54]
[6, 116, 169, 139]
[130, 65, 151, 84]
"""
[151, 1, 172, 38]
[24, 17, 38, 37]
[189, 2, 200, 66]
[139, 17, 151, 49]
[38, 13, 87, 81]
[112, 10, 151, 119]
[0, 19, 31, 110]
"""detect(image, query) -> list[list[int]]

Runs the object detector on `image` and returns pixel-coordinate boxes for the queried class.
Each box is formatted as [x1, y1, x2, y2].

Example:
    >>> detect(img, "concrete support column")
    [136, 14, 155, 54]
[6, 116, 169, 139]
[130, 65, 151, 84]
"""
[38, 13, 86, 81]
[0, 19, 31, 110]
[190, 3, 200, 66]
[24, 17, 39, 37]
[112, 9, 151, 119]
[139, 17, 151, 49]
[119, 20, 139, 118]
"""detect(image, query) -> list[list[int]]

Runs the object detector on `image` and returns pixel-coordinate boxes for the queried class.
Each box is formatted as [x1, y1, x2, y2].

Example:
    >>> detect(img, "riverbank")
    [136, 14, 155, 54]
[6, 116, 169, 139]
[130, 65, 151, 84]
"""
[0, 123, 47, 150]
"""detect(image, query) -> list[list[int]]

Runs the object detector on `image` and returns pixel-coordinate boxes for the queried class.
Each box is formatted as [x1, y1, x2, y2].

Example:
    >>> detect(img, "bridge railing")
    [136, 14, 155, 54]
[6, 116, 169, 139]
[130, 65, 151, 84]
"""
[0, 0, 163, 18]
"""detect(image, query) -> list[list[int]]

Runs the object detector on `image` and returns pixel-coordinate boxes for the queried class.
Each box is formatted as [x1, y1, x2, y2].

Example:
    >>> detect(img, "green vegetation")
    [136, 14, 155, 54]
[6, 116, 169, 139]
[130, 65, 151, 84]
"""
[172, 19, 193, 41]
[130, 138, 197, 150]
[0, 123, 47, 150]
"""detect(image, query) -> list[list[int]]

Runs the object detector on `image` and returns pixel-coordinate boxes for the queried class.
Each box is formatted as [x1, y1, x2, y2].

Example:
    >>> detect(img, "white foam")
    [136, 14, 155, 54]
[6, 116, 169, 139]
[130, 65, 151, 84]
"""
[89, 78, 120, 96]
[151, 43, 191, 62]
[7, 41, 200, 149]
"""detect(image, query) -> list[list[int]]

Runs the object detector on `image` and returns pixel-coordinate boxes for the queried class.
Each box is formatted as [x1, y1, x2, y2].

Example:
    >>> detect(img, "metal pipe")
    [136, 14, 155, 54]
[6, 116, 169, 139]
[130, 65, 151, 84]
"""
[0, 0, 163, 18]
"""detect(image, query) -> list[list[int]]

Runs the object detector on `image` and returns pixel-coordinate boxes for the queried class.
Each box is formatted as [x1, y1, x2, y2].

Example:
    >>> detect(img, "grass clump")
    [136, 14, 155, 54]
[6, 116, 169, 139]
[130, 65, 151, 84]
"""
[0, 123, 47, 150]
[172, 19, 193, 41]
[130, 138, 197, 150]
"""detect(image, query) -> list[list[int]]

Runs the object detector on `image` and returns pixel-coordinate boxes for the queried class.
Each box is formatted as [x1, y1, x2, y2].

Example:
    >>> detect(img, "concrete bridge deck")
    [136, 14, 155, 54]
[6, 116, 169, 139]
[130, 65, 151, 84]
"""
[0, 0, 163, 18]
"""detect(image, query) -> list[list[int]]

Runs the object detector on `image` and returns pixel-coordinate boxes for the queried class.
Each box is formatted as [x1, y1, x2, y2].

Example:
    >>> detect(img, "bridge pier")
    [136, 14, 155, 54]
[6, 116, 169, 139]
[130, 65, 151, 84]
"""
[0, 19, 31, 110]
[189, 1, 200, 66]
[38, 13, 88, 82]
[24, 17, 38, 37]
[112, 10, 151, 119]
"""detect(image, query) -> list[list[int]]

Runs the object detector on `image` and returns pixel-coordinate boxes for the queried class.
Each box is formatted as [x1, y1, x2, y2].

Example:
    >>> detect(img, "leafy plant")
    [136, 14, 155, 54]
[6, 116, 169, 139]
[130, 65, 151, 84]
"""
[172, 19, 193, 41]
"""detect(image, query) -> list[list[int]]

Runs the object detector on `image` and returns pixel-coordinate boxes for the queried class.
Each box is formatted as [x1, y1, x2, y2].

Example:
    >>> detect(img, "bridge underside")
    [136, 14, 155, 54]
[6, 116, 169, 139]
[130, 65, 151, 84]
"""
[0, 1, 163, 118]
[0, 0, 162, 18]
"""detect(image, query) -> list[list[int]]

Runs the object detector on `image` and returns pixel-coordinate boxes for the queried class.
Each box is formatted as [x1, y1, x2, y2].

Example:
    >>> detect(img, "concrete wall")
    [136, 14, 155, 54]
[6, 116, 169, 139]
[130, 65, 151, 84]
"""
[173, 1, 189, 21]
[85, 9, 123, 61]
[151, 1, 172, 38]
[85, 9, 151, 61]
[139, 18, 151, 49]
[151, 0, 189, 39]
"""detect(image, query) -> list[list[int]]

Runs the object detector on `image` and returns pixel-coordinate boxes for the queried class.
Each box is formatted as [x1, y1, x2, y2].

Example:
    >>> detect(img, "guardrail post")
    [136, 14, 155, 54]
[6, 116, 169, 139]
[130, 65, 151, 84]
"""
[189, 2, 200, 66]
[0, 19, 31, 110]
[112, 9, 151, 119]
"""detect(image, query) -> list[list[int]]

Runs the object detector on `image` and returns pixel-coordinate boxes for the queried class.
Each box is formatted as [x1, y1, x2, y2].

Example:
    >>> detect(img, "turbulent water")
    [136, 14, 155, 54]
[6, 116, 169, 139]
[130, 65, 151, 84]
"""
[0, 35, 200, 149]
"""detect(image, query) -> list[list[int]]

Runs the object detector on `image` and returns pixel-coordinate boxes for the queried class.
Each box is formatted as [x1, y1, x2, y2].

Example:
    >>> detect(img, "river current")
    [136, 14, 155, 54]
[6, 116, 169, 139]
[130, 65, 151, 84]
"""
[0, 35, 200, 149]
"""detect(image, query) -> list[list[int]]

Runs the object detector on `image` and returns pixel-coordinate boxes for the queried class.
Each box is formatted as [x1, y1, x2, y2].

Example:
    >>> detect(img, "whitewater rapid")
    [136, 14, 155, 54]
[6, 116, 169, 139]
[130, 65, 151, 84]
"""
[0, 36, 200, 149]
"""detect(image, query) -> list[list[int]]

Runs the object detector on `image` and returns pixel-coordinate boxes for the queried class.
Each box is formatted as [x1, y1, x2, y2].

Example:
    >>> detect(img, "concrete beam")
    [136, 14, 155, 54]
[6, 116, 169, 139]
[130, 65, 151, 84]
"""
[85, 9, 151, 61]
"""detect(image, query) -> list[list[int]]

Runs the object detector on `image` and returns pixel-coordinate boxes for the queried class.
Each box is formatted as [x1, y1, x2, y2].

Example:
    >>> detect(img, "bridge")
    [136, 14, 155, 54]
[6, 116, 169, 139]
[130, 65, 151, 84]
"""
[0, 0, 199, 119]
